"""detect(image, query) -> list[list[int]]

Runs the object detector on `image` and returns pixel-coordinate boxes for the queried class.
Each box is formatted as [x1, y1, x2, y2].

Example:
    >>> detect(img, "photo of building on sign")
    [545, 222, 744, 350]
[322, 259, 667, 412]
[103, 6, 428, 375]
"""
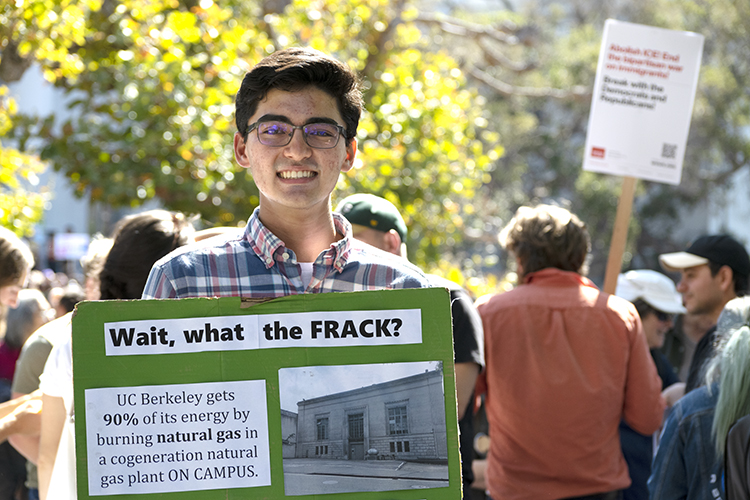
[278, 361, 450, 495]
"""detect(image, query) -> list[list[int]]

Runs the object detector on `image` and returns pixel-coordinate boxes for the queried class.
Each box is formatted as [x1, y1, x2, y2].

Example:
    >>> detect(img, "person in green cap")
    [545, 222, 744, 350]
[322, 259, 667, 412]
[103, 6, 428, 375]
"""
[335, 193, 484, 499]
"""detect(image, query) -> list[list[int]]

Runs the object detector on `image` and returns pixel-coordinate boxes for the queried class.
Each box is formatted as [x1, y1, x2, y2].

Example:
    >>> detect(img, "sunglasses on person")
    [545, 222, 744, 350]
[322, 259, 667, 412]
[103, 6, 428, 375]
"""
[248, 120, 346, 149]
[652, 309, 672, 322]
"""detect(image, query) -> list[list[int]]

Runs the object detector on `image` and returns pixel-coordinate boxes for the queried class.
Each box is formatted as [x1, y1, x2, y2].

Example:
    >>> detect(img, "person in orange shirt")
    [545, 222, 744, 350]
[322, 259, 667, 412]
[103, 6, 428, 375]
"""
[475, 204, 664, 500]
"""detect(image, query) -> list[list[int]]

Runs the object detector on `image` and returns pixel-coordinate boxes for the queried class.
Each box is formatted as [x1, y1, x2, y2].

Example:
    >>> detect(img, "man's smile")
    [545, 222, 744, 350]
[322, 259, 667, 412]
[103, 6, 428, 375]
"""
[278, 170, 317, 179]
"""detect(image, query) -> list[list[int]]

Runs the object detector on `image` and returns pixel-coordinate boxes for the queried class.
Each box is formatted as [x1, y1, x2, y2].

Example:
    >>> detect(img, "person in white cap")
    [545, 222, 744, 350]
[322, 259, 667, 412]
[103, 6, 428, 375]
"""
[615, 270, 686, 500]
[658, 234, 750, 393]
[616, 270, 686, 353]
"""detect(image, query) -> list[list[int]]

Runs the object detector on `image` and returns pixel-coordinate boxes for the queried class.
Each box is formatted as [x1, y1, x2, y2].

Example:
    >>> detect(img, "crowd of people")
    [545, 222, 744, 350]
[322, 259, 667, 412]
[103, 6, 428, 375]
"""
[0, 47, 748, 500]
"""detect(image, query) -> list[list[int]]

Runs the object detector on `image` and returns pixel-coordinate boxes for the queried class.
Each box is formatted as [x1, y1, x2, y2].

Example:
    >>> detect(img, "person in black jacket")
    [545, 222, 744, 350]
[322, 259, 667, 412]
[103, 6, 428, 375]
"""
[659, 235, 749, 394]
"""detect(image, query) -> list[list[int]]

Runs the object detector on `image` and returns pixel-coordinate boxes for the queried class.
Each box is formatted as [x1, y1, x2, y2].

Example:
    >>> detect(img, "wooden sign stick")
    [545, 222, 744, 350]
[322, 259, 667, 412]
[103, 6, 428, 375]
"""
[602, 176, 637, 294]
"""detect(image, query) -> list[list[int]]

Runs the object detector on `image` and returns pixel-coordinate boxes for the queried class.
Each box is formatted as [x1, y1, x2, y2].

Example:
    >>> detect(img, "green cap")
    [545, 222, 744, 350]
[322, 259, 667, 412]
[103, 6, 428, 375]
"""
[335, 194, 408, 242]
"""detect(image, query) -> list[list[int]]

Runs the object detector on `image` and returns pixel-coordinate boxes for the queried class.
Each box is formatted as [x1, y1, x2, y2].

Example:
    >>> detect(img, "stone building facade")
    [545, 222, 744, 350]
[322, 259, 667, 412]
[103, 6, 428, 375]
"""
[294, 368, 447, 461]
[280, 409, 298, 459]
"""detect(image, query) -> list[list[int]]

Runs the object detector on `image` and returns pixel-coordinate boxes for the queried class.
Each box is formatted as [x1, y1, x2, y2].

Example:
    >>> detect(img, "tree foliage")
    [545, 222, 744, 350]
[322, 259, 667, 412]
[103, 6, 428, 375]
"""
[419, 0, 750, 280]
[0, 87, 49, 235]
[2, 0, 749, 287]
[1, 0, 501, 272]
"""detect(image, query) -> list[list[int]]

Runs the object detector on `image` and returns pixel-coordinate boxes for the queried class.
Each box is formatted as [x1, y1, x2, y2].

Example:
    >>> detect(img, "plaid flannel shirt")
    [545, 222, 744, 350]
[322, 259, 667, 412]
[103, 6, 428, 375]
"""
[142, 209, 429, 299]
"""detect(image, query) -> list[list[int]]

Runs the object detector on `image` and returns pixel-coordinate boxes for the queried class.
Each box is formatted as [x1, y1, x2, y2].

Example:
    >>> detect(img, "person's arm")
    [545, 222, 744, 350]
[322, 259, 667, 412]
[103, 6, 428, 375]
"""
[662, 382, 686, 408]
[622, 319, 666, 434]
[8, 389, 42, 462]
[38, 393, 66, 500]
[448, 287, 484, 420]
[0, 391, 36, 420]
[455, 362, 480, 420]
[0, 391, 42, 442]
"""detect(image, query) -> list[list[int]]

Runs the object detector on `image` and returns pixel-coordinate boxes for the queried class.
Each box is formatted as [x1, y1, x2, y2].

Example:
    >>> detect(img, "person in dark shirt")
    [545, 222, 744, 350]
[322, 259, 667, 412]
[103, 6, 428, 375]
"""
[335, 193, 484, 499]
[659, 235, 749, 393]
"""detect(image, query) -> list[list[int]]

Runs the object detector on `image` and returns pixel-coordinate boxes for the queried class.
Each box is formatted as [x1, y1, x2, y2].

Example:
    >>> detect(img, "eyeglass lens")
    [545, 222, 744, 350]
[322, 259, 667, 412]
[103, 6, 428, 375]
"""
[257, 121, 341, 148]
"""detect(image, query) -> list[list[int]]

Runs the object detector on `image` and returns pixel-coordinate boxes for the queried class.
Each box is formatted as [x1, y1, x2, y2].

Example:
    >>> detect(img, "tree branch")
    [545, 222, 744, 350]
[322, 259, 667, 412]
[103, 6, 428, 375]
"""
[414, 12, 521, 45]
[361, 0, 407, 83]
[478, 38, 537, 73]
[467, 66, 591, 100]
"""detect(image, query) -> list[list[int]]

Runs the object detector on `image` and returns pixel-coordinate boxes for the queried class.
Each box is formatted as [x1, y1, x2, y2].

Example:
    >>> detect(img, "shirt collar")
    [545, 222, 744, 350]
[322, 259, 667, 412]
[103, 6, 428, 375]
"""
[524, 267, 598, 290]
[245, 208, 285, 269]
[244, 208, 353, 271]
[330, 212, 352, 272]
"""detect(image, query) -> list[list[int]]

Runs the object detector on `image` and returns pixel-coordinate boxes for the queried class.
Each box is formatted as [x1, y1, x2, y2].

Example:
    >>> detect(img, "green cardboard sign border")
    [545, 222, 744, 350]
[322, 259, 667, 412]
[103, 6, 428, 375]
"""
[73, 288, 460, 499]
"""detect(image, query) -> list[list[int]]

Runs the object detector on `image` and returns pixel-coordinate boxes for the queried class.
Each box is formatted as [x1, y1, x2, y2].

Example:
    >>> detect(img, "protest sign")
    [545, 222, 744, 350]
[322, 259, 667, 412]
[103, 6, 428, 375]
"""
[583, 19, 704, 185]
[72, 288, 459, 499]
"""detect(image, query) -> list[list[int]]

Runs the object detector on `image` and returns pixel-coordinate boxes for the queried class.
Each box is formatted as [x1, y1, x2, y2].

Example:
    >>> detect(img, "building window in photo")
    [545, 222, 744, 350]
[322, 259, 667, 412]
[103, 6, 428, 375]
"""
[317, 417, 329, 441]
[388, 406, 408, 435]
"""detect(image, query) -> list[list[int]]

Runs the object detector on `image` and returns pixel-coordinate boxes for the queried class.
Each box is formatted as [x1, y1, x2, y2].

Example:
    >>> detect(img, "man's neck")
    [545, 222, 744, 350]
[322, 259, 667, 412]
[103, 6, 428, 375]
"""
[682, 311, 721, 343]
[258, 204, 341, 263]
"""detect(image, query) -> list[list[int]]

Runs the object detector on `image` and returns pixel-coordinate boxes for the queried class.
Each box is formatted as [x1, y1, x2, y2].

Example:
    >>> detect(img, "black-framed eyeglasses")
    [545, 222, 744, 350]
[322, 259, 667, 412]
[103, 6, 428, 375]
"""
[248, 120, 346, 149]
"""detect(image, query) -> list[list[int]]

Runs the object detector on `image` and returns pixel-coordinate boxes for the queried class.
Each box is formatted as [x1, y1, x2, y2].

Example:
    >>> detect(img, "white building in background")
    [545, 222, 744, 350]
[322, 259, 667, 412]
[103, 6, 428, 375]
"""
[5, 65, 158, 278]
[6, 65, 90, 275]
[707, 167, 750, 245]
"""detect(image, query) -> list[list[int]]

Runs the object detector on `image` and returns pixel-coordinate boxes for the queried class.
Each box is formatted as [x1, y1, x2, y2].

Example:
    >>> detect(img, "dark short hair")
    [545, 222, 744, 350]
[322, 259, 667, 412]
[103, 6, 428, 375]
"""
[708, 261, 748, 297]
[99, 210, 194, 300]
[500, 204, 590, 277]
[58, 285, 86, 313]
[235, 47, 363, 144]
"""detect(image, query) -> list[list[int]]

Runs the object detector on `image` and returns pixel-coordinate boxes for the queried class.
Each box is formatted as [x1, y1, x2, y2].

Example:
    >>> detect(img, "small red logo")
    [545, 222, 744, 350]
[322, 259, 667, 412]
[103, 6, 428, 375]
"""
[591, 147, 605, 158]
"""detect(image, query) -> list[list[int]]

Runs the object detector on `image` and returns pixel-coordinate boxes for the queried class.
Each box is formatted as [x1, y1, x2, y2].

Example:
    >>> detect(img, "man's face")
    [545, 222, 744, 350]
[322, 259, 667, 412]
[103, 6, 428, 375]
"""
[233, 87, 356, 217]
[676, 264, 728, 315]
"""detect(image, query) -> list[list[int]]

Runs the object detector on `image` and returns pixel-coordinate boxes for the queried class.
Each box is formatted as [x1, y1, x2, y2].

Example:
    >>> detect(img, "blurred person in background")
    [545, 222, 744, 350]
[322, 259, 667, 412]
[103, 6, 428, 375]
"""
[7, 237, 112, 500]
[0, 290, 51, 500]
[649, 298, 750, 499]
[476, 204, 664, 500]
[0, 227, 34, 500]
[658, 235, 749, 393]
[0, 290, 53, 396]
[335, 193, 484, 499]
[614, 270, 686, 500]
[0, 227, 34, 328]
[50, 283, 85, 319]
[37, 210, 195, 500]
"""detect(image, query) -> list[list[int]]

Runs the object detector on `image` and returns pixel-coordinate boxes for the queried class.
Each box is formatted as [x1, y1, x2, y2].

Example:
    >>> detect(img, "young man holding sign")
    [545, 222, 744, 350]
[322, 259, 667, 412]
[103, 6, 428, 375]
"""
[143, 48, 428, 299]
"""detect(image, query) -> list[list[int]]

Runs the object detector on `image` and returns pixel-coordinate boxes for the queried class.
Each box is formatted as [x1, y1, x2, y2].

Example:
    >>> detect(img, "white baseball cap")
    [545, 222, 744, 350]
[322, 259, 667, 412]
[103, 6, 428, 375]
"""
[615, 270, 686, 314]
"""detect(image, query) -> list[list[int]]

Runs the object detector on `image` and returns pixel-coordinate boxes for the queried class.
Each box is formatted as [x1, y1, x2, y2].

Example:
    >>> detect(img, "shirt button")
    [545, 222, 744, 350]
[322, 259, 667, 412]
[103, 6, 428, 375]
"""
[282, 252, 290, 261]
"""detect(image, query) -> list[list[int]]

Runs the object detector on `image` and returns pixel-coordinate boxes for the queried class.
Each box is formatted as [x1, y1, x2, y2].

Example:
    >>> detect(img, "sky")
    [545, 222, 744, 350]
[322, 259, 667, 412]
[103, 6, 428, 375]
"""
[278, 361, 441, 412]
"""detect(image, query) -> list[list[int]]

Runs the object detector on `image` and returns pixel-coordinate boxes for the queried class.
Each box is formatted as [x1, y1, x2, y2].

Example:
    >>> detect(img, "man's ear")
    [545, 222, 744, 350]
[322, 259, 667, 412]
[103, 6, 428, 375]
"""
[341, 138, 357, 173]
[234, 132, 251, 169]
[717, 265, 735, 293]
[384, 229, 402, 256]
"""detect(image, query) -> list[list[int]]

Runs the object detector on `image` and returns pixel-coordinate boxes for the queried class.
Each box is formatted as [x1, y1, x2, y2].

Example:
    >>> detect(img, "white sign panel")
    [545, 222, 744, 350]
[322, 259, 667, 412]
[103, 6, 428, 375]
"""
[583, 19, 704, 185]
[85, 380, 271, 496]
[104, 309, 422, 355]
